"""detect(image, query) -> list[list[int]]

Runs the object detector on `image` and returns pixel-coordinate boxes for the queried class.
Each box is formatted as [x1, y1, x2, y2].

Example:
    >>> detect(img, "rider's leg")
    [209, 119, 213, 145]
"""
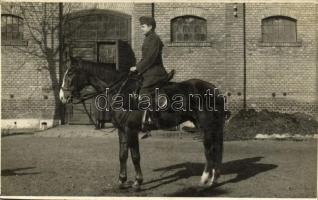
[138, 88, 153, 133]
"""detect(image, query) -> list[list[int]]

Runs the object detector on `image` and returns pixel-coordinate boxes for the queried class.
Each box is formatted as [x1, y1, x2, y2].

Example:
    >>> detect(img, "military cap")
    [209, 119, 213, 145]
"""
[139, 16, 156, 29]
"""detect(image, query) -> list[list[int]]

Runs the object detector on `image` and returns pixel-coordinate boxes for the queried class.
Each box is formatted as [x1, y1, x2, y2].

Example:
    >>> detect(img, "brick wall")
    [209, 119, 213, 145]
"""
[1, 2, 317, 129]
[245, 3, 317, 116]
[154, 3, 227, 90]
[1, 3, 60, 125]
[224, 3, 245, 112]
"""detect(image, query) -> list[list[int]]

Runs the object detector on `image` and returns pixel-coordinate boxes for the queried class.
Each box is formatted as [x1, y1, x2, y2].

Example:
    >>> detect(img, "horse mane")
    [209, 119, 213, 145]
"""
[74, 58, 116, 74]
[70, 57, 129, 84]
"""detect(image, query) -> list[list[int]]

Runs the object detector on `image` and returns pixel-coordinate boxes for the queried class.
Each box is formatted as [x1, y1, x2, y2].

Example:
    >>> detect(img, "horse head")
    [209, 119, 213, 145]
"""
[60, 56, 128, 104]
[59, 56, 90, 104]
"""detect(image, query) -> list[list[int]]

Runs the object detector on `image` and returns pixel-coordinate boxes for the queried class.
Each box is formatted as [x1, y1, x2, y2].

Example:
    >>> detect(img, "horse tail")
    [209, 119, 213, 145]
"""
[205, 83, 231, 120]
[184, 79, 231, 120]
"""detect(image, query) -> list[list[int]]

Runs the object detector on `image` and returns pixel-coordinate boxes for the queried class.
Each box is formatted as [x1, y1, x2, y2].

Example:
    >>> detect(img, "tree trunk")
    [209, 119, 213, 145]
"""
[47, 56, 63, 125]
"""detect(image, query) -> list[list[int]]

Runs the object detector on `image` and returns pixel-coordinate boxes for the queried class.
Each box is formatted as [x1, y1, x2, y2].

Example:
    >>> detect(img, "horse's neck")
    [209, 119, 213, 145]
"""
[88, 76, 109, 92]
[79, 60, 119, 78]
[79, 60, 123, 90]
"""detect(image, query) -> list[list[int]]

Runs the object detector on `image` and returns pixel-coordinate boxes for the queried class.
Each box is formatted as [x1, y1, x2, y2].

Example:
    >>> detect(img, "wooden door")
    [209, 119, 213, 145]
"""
[97, 42, 117, 65]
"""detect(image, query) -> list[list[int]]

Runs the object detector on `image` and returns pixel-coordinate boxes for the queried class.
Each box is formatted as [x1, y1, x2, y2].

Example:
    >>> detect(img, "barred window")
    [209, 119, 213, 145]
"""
[262, 16, 297, 43]
[171, 16, 207, 42]
[1, 14, 24, 45]
[66, 14, 130, 41]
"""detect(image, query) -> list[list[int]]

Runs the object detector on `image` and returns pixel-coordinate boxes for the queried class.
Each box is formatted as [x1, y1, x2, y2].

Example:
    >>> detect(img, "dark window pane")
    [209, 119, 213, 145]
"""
[195, 25, 201, 33]
[171, 16, 207, 42]
[188, 34, 193, 41]
[178, 19, 183, 25]
[177, 33, 183, 41]
[262, 16, 296, 43]
[12, 17, 18, 24]
[11, 24, 19, 32]
[272, 24, 279, 42]
[1, 16, 6, 29]
[1, 15, 24, 43]
[1, 31, 6, 40]
[86, 15, 96, 22]
[289, 25, 296, 42]
[200, 34, 206, 41]
[183, 26, 189, 33]
[6, 24, 13, 32]
[68, 14, 129, 41]
[6, 31, 12, 41]
[278, 24, 286, 42]
[12, 32, 19, 40]
[184, 34, 189, 41]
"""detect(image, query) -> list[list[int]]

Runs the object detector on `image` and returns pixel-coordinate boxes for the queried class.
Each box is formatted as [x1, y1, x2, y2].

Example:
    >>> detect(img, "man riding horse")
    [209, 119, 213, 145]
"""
[130, 16, 170, 132]
[59, 16, 228, 189]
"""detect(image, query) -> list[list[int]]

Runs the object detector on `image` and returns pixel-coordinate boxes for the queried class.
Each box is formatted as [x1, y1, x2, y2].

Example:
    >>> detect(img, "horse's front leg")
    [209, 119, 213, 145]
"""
[128, 129, 143, 190]
[118, 129, 128, 188]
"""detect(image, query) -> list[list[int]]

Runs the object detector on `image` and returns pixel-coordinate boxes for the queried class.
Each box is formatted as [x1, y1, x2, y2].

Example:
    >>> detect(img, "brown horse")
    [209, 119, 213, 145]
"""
[59, 56, 229, 190]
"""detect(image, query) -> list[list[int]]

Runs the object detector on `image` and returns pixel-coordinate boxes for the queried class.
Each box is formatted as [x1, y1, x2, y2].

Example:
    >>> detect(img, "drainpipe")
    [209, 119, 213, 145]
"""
[151, 3, 155, 18]
[59, 2, 65, 124]
[243, 3, 247, 110]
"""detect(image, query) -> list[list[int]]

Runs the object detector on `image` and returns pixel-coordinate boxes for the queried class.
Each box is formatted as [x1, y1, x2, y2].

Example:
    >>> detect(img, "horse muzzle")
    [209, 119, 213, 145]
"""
[59, 89, 72, 104]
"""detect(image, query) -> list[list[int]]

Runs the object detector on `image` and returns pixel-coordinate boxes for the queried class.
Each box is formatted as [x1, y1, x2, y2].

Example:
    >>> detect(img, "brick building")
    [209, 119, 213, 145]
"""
[1, 2, 317, 130]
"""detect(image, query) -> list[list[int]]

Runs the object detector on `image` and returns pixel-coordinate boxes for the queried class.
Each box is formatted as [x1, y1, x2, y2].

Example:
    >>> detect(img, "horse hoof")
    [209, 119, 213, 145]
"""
[132, 180, 141, 191]
[118, 180, 129, 189]
[208, 169, 219, 187]
[199, 179, 209, 187]
[200, 171, 210, 185]
[208, 177, 217, 187]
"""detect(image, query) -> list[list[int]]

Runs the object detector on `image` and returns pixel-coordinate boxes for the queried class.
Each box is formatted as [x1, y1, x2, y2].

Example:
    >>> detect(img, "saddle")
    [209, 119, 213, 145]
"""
[128, 69, 175, 93]
[147, 69, 176, 93]
[123, 70, 175, 108]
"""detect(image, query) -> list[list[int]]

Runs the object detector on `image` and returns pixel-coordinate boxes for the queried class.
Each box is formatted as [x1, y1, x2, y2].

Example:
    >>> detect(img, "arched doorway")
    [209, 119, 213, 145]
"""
[63, 9, 135, 125]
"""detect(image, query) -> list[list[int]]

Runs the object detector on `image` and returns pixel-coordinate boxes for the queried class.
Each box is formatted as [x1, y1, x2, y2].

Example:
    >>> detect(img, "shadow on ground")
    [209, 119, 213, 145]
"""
[140, 156, 277, 196]
[1, 167, 40, 176]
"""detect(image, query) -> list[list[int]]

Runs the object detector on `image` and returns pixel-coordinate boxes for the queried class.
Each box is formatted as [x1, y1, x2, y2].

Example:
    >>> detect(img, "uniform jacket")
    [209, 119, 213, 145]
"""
[136, 30, 168, 91]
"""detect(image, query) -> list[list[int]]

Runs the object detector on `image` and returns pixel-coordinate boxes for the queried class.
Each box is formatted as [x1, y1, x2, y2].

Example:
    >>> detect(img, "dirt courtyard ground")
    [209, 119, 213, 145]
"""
[1, 126, 317, 197]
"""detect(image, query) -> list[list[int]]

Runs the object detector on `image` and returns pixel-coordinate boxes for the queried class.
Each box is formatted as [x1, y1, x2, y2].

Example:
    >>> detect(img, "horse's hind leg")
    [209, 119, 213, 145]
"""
[207, 113, 224, 186]
[208, 128, 223, 186]
[128, 130, 143, 190]
[200, 127, 213, 185]
[118, 130, 128, 188]
[198, 112, 224, 186]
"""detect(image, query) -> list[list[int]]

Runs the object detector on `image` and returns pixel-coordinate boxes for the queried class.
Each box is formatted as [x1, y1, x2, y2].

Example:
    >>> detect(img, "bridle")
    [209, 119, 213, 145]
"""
[61, 85, 72, 91]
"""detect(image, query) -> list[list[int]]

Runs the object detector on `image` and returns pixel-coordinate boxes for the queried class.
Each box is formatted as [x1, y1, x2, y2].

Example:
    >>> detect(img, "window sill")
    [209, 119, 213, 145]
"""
[1, 40, 28, 46]
[167, 42, 212, 47]
[258, 41, 302, 47]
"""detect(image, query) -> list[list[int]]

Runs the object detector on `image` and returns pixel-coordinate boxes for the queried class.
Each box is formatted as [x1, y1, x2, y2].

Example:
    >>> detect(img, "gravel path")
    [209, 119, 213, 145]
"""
[1, 132, 316, 197]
